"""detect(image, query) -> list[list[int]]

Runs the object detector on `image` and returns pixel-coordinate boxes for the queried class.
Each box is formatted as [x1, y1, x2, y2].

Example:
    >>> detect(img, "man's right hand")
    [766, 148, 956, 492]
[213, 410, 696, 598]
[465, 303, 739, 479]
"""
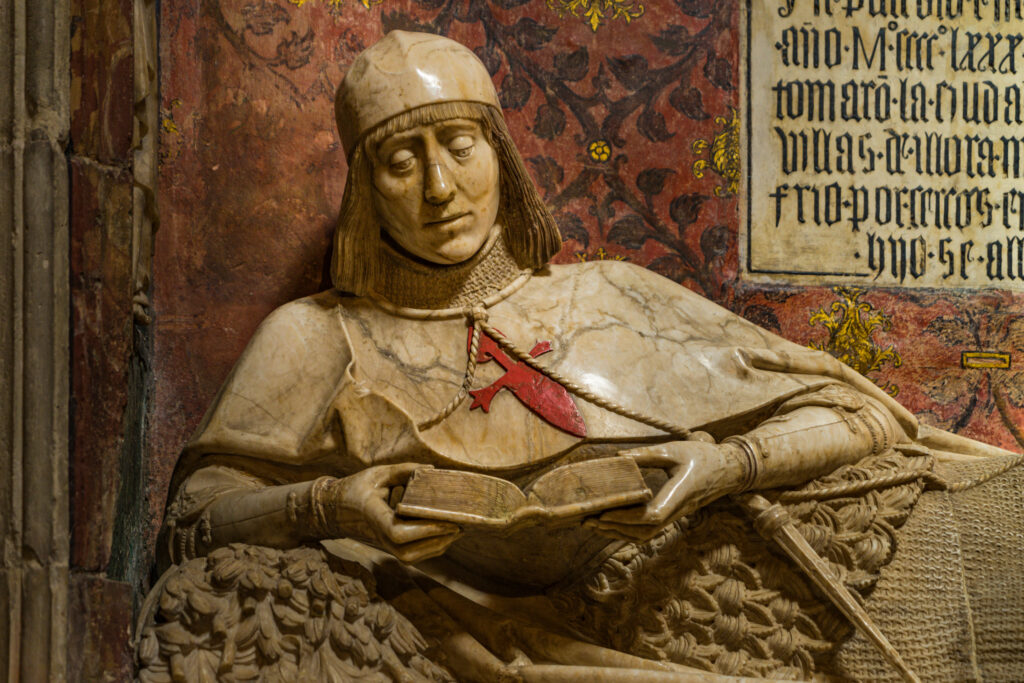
[316, 464, 462, 563]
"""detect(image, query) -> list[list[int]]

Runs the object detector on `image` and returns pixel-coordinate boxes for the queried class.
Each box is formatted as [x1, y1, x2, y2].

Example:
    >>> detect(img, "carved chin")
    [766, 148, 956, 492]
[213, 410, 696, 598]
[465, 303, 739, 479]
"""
[431, 237, 485, 264]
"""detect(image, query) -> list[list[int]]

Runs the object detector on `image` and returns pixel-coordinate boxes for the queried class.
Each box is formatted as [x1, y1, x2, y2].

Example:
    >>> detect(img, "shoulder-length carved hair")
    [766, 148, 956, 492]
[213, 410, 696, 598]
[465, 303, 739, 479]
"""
[331, 101, 562, 295]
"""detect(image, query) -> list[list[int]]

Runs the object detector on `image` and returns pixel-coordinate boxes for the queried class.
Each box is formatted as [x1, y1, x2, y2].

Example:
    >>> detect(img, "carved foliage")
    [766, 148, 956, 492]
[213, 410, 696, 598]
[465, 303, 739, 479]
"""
[137, 545, 454, 682]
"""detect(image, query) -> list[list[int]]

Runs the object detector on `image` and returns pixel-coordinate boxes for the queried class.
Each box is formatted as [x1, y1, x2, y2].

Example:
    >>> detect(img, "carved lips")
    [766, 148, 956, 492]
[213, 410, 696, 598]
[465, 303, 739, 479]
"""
[467, 327, 587, 437]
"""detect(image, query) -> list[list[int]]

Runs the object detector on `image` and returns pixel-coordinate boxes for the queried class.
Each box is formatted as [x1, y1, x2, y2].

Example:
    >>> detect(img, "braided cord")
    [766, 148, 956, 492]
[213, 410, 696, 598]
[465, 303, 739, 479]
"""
[417, 310, 484, 431]
[778, 458, 944, 503]
[778, 449, 1024, 503]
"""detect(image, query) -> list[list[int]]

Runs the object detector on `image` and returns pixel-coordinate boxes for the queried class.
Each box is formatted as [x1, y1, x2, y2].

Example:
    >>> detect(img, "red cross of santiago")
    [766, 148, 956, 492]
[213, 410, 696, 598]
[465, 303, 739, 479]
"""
[466, 327, 587, 438]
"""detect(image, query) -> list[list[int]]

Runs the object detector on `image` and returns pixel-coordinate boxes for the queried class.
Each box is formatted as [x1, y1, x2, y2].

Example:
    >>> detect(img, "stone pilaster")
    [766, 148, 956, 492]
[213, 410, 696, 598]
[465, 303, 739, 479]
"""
[1, 1, 71, 681]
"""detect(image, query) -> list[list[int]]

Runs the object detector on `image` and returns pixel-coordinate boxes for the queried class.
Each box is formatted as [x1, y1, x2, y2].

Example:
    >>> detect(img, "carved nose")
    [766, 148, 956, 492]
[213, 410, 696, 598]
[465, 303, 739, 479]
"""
[424, 161, 455, 205]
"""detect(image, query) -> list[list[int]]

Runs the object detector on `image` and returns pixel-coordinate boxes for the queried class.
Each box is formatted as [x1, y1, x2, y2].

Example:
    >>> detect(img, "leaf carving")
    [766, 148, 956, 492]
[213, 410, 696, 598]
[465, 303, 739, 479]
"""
[138, 546, 456, 681]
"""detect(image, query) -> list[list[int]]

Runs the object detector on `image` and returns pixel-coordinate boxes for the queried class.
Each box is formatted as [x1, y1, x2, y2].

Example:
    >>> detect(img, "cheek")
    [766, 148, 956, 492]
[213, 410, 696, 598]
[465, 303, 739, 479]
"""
[373, 168, 409, 201]
[462, 154, 500, 202]
[373, 173, 420, 218]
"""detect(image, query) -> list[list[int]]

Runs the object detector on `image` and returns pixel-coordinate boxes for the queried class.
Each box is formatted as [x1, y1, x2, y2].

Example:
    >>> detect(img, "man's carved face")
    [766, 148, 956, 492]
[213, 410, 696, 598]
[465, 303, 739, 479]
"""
[371, 118, 500, 265]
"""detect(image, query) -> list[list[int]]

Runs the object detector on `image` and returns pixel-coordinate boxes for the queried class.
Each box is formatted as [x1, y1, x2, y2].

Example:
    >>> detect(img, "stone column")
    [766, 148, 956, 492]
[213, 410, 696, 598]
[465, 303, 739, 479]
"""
[1, 1, 71, 681]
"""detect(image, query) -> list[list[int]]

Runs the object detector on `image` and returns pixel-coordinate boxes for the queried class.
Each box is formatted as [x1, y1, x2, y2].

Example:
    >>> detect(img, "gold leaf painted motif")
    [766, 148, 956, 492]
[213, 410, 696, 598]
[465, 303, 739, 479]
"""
[546, 0, 645, 32]
[576, 247, 627, 262]
[809, 287, 902, 396]
[692, 107, 739, 197]
[288, 0, 382, 9]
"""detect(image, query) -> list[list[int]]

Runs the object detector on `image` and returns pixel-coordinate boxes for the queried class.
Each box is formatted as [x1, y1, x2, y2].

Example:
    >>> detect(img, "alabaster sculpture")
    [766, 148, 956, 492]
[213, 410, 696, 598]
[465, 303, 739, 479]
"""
[137, 32, 1024, 683]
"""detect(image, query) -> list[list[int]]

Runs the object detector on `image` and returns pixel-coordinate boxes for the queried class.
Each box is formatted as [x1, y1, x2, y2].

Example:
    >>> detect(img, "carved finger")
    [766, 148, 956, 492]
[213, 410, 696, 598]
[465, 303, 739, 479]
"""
[369, 497, 459, 544]
[619, 448, 681, 471]
[386, 518, 461, 545]
[388, 532, 462, 564]
[584, 518, 661, 542]
[642, 471, 702, 520]
[375, 462, 427, 487]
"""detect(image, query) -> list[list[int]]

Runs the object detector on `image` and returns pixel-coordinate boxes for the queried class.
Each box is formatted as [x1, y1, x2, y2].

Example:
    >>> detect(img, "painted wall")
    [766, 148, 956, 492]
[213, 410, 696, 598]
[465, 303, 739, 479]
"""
[67, 0, 143, 678]
[152, 0, 1024, 544]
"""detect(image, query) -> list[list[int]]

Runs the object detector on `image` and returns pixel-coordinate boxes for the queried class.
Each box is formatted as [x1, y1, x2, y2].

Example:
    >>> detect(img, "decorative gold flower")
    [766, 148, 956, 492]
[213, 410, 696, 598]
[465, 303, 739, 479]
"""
[588, 139, 611, 162]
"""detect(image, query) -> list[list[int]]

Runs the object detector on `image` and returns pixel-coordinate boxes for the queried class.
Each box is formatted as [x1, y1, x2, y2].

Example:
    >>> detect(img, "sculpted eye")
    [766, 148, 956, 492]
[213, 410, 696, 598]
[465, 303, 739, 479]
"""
[448, 135, 475, 159]
[389, 149, 415, 172]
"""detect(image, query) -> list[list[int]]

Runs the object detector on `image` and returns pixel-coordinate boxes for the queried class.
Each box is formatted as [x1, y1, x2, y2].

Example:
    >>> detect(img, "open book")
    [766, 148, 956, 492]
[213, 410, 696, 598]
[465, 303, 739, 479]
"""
[395, 457, 652, 530]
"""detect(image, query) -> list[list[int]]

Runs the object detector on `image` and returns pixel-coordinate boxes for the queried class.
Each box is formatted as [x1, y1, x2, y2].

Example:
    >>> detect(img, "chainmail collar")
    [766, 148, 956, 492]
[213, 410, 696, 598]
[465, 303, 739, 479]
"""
[371, 228, 531, 311]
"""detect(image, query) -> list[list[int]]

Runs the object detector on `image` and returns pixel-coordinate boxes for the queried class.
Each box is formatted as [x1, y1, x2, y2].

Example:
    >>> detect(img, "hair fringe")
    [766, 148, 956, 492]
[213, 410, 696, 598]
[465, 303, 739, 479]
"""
[331, 102, 562, 294]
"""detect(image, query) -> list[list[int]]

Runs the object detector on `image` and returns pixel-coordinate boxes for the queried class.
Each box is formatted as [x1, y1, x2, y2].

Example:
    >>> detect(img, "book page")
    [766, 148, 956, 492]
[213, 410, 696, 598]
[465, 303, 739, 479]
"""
[396, 468, 526, 526]
[395, 458, 652, 529]
[526, 457, 652, 516]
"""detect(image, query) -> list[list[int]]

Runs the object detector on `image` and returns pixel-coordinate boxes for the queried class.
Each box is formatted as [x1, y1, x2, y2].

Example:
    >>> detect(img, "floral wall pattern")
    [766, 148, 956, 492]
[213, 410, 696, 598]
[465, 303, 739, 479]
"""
[153, 0, 1024, 540]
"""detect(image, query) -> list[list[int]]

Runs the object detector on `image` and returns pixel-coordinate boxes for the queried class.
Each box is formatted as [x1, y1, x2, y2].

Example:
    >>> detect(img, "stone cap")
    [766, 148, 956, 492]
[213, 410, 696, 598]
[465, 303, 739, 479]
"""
[335, 30, 500, 156]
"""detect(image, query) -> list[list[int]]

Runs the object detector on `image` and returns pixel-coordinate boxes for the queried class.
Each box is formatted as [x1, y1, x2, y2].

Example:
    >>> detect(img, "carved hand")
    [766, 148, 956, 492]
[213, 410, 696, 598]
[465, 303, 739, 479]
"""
[588, 394, 901, 543]
[587, 438, 746, 542]
[316, 464, 462, 563]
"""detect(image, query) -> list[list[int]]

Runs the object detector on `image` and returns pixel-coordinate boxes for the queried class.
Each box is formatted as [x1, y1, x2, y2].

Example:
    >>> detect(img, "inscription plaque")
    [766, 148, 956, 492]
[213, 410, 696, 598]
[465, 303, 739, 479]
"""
[744, 0, 1024, 288]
